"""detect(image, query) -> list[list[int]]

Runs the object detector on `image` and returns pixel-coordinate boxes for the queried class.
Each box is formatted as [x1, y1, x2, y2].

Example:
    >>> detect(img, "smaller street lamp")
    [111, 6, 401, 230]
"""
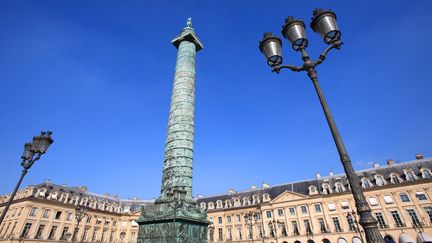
[72, 204, 88, 242]
[208, 223, 215, 242]
[0, 131, 54, 225]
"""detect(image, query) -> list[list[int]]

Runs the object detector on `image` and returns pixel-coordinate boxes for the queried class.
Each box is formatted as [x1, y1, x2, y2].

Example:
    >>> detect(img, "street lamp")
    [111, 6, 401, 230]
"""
[72, 204, 88, 242]
[268, 219, 280, 243]
[259, 9, 384, 243]
[244, 212, 259, 243]
[0, 131, 54, 225]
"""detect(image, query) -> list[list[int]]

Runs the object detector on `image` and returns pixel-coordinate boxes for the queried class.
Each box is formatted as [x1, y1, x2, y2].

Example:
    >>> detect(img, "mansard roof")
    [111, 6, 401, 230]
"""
[196, 157, 432, 205]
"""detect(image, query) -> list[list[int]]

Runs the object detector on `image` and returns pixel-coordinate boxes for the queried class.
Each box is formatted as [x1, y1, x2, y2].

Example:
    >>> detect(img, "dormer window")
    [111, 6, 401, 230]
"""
[375, 175, 385, 186]
[406, 170, 416, 181]
[322, 184, 331, 194]
[361, 179, 371, 189]
[308, 186, 318, 195]
[263, 194, 271, 202]
[335, 183, 344, 193]
[390, 174, 401, 184]
[216, 200, 223, 208]
[421, 169, 432, 179]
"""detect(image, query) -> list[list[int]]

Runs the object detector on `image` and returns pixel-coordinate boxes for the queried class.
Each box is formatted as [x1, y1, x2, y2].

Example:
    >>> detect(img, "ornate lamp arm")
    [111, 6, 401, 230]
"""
[272, 64, 304, 73]
[314, 41, 344, 66]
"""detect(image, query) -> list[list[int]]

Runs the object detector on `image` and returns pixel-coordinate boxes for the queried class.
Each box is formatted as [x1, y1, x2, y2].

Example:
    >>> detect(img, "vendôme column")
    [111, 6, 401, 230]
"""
[137, 18, 209, 243]
[158, 17, 203, 204]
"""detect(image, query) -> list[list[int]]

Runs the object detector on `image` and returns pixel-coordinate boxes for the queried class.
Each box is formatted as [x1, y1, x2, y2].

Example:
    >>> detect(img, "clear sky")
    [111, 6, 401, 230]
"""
[1, 1, 431, 200]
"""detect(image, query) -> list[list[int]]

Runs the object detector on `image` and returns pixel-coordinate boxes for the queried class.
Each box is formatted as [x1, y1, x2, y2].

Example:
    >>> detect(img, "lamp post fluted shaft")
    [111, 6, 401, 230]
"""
[259, 9, 384, 243]
[0, 169, 28, 225]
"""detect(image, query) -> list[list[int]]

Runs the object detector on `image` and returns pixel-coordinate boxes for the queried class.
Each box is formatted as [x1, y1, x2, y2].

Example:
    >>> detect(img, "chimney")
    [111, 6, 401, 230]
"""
[373, 163, 380, 168]
[386, 159, 395, 166]
[228, 189, 236, 195]
[262, 182, 270, 188]
[329, 171, 334, 177]
[316, 173, 321, 179]
[251, 185, 257, 190]
[416, 153, 424, 160]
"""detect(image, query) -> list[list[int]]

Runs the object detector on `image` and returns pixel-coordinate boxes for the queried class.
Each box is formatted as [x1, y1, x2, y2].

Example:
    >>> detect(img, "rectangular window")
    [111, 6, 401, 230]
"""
[407, 209, 422, 226]
[60, 227, 69, 240]
[318, 218, 327, 233]
[66, 212, 73, 221]
[29, 207, 38, 217]
[236, 214, 241, 222]
[425, 206, 432, 224]
[218, 216, 222, 224]
[341, 201, 350, 210]
[248, 225, 253, 239]
[289, 207, 296, 215]
[383, 195, 394, 204]
[304, 219, 312, 235]
[218, 228, 223, 241]
[227, 216, 231, 223]
[368, 197, 378, 206]
[257, 225, 263, 238]
[333, 217, 342, 232]
[227, 228, 232, 241]
[86, 216, 92, 223]
[72, 228, 79, 241]
[400, 193, 410, 202]
[375, 212, 388, 228]
[43, 209, 51, 219]
[328, 203, 336, 211]
[301, 205, 308, 214]
[390, 210, 404, 227]
[109, 230, 115, 242]
[17, 207, 23, 216]
[48, 225, 58, 240]
[314, 204, 322, 212]
[347, 215, 356, 231]
[292, 221, 299, 235]
[82, 227, 90, 241]
[21, 223, 32, 238]
[237, 227, 242, 240]
[34, 224, 45, 239]
[280, 222, 287, 236]
[416, 192, 427, 201]
[101, 229, 108, 241]
[255, 213, 261, 220]
[55, 211, 62, 220]
[277, 208, 284, 216]
[266, 211, 272, 218]
[91, 228, 98, 242]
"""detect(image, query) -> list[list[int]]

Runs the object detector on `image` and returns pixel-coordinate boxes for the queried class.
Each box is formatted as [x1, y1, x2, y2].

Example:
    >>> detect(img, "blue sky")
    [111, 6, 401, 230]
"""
[0, 1, 431, 199]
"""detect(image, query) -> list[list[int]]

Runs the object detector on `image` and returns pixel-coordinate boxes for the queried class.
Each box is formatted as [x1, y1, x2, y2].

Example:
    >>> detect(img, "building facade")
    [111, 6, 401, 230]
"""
[0, 182, 150, 243]
[197, 155, 432, 243]
[1, 155, 432, 243]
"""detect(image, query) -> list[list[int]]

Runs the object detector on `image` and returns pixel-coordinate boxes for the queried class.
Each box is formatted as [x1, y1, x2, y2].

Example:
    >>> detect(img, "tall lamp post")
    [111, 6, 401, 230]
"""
[259, 9, 383, 243]
[0, 131, 53, 225]
[72, 204, 88, 242]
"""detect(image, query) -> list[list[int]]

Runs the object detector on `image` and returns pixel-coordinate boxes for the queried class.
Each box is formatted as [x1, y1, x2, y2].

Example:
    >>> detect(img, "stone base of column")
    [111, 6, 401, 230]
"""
[137, 202, 209, 243]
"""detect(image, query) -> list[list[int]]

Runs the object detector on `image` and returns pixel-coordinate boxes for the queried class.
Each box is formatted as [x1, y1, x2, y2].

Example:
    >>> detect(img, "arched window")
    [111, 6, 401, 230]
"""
[322, 239, 331, 243]
[422, 169, 432, 179]
[383, 235, 395, 243]
[322, 184, 331, 194]
[337, 238, 347, 243]
[390, 174, 400, 184]
[361, 179, 371, 189]
[406, 171, 416, 181]
[352, 236, 362, 243]
[335, 183, 344, 192]
[375, 175, 385, 186]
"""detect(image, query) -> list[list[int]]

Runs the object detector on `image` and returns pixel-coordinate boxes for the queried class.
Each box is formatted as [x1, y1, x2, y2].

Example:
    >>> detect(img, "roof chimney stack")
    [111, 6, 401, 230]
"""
[329, 171, 334, 177]
[386, 159, 395, 166]
[316, 173, 321, 179]
[373, 163, 380, 168]
[262, 182, 270, 188]
[416, 153, 424, 160]
[251, 185, 257, 190]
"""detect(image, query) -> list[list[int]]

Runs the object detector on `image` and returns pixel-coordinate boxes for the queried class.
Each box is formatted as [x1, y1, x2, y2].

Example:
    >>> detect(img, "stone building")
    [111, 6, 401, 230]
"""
[1, 155, 432, 243]
[197, 155, 432, 243]
[0, 181, 151, 243]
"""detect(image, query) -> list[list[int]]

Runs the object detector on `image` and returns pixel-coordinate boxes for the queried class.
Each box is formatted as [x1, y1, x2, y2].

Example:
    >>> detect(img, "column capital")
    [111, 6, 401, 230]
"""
[172, 17, 204, 51]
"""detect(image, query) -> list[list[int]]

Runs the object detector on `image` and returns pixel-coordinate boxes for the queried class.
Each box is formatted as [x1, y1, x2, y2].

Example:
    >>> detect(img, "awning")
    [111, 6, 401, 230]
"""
[399, 233, 415, 243]
[417, 232, 432, 243]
